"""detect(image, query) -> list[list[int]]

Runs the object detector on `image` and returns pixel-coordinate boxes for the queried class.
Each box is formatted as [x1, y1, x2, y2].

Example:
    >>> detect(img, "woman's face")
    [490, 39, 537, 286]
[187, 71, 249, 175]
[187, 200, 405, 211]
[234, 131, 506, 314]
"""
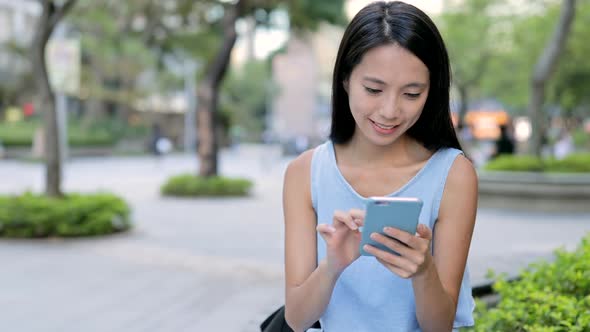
[344, 43, 430, 146]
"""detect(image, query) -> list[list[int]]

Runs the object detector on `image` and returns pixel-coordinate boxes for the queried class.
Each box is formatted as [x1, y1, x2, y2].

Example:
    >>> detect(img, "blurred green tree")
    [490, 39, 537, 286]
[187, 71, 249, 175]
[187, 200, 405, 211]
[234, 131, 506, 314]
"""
[438, 0, 508, 128]
[57, 0, 346, 178]
[179, 0, 346, 177]
[478, 1, 587, 142]
[0, 40, 34, 116]
[67, 1, 159, 126]
[526, 0, 576, 156]
[220, 60, 274, 142]
[549, 2, 590, 119]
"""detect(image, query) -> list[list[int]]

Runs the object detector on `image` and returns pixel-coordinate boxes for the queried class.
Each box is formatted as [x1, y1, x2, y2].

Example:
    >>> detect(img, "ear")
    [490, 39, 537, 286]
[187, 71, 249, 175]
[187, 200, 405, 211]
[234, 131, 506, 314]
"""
[343, 79, 350, 94]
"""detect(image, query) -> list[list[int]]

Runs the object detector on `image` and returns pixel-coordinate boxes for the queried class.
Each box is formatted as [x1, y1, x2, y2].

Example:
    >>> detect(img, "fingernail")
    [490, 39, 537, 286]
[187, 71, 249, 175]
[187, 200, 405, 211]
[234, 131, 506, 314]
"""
[383, 227, 391, 232]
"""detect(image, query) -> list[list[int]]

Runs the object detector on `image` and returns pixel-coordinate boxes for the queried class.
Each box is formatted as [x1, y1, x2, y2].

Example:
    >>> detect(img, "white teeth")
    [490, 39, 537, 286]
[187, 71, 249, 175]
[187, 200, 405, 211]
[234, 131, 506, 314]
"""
[374, 122, 395, 129]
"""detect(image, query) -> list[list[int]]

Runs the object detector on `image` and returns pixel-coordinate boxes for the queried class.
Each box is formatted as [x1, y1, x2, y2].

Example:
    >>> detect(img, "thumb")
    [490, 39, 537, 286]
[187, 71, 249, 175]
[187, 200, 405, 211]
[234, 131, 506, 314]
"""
[416, 224, 432, 241]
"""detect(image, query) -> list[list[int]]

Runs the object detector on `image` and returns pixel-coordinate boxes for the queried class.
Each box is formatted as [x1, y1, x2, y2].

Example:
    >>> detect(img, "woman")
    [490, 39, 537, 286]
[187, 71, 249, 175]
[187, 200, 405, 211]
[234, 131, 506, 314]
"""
[283, 2, 477, 331]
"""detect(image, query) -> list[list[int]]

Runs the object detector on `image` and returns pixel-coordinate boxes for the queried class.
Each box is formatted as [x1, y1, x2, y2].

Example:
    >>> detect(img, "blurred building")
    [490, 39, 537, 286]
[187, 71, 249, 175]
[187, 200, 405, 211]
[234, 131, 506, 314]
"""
[270, 37, 318, 149]
[269, 24, 343, 152]
[0, 0, 39, 85]
[0, 0, 38, 44]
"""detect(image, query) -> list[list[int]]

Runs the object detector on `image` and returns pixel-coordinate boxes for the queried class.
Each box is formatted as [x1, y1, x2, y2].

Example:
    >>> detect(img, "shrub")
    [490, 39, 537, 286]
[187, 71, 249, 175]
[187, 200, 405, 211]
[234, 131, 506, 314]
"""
[0, 121, 116, 147]
[0, 122, 37, 147]
[572, 129, 589, 149]
[544, 154, 590, 173]
[484, 154, 590, 173]
[466, 235, 590, 331]
[484, 155, 544, 172]
[161, 174, 253, 197]
[0, 193, 131, 238]
[68, 127, 115, 147]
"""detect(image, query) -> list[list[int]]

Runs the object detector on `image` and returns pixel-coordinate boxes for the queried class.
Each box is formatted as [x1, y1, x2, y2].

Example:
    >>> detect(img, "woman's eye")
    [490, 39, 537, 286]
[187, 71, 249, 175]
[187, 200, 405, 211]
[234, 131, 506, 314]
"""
[405, 93, 421, 99]
[364, 87, 381, 94]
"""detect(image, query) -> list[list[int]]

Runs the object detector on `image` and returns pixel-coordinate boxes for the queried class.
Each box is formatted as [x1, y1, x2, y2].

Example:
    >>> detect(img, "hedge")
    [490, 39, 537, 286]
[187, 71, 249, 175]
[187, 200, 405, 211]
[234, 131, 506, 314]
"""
[0, 193, 131, 237]
[161, 174, 253, 197]
[0, 122, 115, 147]
[485, 154, 590, 173]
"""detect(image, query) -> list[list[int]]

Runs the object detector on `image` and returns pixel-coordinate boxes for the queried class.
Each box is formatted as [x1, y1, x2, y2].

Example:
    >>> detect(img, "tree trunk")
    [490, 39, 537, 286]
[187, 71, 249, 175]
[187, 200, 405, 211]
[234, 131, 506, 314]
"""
[31, 0, 77, 197]
[454, 52, 489, 130]
[196, 1, 243, 177]
[197, 83, 218, 176]
[32, 3, 61, 197]
[528, 0, 576, 157]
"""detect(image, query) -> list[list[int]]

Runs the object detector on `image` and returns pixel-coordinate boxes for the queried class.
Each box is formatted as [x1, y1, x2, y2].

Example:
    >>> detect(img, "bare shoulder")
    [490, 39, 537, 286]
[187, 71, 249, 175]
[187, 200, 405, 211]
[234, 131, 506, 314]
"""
[438, 154, 478, 218]
[446, 154, 478, 192]
[283, 148, 316, 204]
[284, 148, 315, 182]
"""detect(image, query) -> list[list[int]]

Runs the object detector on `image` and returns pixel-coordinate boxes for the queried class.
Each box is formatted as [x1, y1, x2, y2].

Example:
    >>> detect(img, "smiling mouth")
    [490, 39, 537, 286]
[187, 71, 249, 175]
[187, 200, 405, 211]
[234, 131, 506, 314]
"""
[369, 119, 399, 130]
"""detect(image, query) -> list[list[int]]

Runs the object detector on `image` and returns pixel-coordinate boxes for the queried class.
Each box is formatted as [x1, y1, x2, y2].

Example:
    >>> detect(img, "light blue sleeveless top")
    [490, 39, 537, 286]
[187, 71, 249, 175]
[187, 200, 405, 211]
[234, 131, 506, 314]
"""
[311, 141, 475, 331]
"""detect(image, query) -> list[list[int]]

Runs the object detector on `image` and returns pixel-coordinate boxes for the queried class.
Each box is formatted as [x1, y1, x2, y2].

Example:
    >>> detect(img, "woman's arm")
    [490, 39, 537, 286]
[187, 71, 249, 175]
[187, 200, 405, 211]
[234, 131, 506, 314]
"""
[356, 154, 477, 331]
[283, 150, 338, 332]
[412, 155, 478, 331]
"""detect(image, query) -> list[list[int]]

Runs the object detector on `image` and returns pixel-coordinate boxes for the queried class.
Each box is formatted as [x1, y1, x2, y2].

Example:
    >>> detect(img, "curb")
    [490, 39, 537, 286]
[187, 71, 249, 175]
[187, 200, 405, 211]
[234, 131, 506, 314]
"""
[472, 276, 520, 307]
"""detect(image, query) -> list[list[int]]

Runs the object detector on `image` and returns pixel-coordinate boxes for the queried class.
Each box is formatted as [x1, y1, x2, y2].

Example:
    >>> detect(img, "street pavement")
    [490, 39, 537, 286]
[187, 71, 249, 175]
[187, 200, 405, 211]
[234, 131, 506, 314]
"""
[1, 145, 589, 332]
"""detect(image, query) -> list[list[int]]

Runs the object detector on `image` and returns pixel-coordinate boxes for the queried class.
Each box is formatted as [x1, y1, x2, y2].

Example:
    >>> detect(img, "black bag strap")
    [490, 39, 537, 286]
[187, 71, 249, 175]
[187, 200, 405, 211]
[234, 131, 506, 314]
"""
[260, 305, 321, 332]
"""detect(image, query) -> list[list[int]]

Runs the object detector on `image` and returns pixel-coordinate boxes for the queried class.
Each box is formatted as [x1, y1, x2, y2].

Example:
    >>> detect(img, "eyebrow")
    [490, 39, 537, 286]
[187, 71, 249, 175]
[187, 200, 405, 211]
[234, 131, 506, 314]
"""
[362, 76, 387, 85]
[362, 76, 427, 89]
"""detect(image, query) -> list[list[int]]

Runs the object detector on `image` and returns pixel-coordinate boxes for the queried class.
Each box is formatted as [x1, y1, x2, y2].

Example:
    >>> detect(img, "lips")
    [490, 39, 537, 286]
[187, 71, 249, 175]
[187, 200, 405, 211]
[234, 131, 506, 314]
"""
[369, 119, 399, 135]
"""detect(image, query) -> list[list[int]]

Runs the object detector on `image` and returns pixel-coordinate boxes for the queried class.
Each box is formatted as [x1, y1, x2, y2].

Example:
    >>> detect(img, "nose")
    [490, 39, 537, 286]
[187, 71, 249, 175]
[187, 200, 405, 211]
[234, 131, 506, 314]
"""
[378, 93, 400, 120]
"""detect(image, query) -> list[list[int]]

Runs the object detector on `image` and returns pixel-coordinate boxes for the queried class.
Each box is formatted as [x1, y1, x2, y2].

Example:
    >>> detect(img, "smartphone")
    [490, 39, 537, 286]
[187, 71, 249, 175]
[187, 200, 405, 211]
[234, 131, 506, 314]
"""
[359, 196, 423, 256]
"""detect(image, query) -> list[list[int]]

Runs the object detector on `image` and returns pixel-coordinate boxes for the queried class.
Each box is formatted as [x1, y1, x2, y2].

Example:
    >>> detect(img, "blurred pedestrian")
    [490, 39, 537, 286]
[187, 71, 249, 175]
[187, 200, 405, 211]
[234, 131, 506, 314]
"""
[150, 123, 162, 156]
[554, 128, 574, 160]
[491, 124, 514, 159]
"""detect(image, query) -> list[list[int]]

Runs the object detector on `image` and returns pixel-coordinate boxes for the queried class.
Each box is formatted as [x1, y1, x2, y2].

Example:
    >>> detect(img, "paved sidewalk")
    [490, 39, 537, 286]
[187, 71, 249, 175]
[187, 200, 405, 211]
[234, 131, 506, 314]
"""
[1, 147, 589, 331]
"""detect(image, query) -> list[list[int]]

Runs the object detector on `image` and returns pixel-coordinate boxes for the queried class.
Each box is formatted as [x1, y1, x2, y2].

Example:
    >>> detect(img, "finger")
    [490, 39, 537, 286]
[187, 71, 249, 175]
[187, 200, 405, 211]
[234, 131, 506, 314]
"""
[348, 209, 366, 226]
[376, 257, 413, 279]
[370, 232, 412, 257]
[316, 223, 335, 234]
[371, 232, 425, 266]
[362, 244, 416, 273]
[416, 224, 432, 241]
[333, 210, 358, 230]
[382, 226, 416, 248]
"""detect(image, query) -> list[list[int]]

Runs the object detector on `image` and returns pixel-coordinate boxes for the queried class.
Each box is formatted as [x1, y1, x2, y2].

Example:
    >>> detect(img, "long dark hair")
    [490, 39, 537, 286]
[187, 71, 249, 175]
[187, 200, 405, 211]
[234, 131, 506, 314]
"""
[329, 1, 461, 151]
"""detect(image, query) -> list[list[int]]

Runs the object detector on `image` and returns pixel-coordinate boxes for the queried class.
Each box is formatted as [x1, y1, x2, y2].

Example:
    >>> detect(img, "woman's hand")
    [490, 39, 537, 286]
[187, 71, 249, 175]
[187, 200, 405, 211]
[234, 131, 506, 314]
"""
[362, 224, 434, 279]
[317, 209, 365, 276]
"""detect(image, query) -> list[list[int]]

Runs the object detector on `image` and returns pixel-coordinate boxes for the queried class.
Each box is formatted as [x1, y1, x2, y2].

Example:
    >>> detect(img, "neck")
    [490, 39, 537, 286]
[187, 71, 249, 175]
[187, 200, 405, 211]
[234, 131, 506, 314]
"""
[343, 132, 422, 168]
